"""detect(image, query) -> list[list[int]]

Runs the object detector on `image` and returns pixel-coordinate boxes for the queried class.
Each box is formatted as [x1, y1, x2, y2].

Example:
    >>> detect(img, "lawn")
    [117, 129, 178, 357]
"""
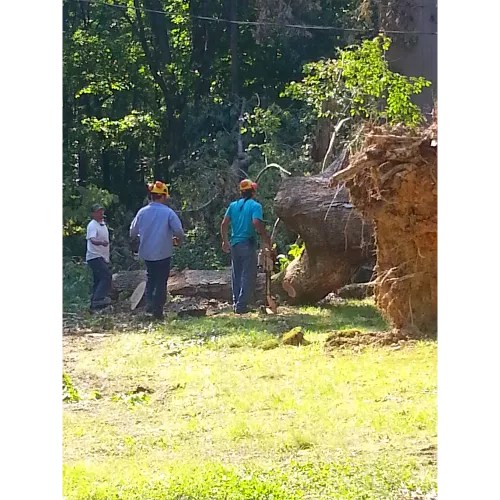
[63, 300, 437, 500]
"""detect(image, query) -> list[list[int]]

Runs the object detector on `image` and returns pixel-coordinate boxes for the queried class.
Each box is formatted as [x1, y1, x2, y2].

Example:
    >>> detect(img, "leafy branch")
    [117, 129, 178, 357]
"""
[282, 35, 431, 128]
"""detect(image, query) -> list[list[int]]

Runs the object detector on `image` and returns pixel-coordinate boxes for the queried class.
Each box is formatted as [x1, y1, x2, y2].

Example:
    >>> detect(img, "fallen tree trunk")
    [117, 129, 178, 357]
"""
[273, 151, 374, 303]
[111, 269, 266, 302]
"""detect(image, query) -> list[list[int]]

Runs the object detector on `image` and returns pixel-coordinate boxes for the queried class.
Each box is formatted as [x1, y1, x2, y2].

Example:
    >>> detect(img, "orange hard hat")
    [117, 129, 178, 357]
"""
[239, 179, 257, 191]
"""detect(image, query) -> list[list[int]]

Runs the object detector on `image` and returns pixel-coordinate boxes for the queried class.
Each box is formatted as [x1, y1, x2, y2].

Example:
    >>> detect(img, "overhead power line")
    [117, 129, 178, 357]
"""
[71, 0, 438, 36]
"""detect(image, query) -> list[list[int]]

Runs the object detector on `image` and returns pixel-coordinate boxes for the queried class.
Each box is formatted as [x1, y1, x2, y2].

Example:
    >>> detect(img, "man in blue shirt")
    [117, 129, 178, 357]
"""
[221, 179, 272, 314]
[130, 181, 185, 320]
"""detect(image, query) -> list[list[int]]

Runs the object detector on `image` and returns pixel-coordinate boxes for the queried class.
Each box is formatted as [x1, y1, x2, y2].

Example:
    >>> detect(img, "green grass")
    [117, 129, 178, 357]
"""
[63, 301, 437, 499]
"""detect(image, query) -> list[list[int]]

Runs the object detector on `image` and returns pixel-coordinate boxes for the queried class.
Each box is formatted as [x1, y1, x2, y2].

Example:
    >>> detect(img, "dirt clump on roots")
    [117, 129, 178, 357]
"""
[330, 117, 437, 334]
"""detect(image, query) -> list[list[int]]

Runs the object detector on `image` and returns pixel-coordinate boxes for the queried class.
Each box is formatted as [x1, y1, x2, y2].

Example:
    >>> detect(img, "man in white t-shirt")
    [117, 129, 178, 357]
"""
[86, 203, 112, 310]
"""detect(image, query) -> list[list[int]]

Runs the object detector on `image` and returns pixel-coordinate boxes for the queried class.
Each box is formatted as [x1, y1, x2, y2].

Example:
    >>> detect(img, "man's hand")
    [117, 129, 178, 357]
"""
[262, 246, 276, 261]
[222, 241, 230, 253]
[101, 241, 109, 247]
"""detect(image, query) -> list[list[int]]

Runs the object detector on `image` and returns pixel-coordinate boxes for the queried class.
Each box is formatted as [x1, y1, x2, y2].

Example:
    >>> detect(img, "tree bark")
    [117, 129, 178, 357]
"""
[191, 0, 212, 100]
[101, 149, 111, 190]
[111, 269, 267, 302]
[378, 0, 437, 116]
[127, 0, 186, 182]
[229, 0, 239, 96]
[77, 148, 88, 186]
[273, 152, 374, 303]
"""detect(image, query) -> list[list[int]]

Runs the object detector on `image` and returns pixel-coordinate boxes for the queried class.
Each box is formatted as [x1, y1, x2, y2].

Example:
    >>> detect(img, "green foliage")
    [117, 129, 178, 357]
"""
[288, 242, 305, 260]
[63, 374, 80, 403]
[81, 111, 160, 142]
[63, 181, 118, 237]
[63, 259, 92, 312]
[283, 35, 431, 127]
[277, 242, 305, 271]
[172, 227, 229, 271]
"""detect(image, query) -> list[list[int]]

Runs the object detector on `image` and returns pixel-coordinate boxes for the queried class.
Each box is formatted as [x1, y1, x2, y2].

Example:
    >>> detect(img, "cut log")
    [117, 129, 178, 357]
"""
[111, 269, 266, 303]
[273, 151, 374, 304]
[111, 270, 147, 298]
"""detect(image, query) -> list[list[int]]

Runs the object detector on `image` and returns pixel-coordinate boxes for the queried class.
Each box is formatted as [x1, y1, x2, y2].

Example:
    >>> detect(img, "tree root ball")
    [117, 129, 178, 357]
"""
[337, 121, 437, 333]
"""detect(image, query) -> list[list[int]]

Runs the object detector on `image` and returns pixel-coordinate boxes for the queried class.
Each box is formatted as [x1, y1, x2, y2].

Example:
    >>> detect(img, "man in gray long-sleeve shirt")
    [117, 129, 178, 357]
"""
[130, 181, 184, 320]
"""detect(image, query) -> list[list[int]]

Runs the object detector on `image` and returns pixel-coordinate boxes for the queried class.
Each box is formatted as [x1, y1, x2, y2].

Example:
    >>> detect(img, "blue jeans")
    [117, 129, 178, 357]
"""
[230, 240, 257, 313]
[145, 257, 171, 316]
[87, 257, 112, 306]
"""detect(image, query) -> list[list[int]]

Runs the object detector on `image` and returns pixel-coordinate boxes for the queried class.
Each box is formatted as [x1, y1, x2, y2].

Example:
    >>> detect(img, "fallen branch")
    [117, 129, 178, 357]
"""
[328, 162, 366, 186]
[174, 193, 219, 214]
[270, 218, 281, 241]
[255, 163, 292, 183]
[321, 117, 351, 172]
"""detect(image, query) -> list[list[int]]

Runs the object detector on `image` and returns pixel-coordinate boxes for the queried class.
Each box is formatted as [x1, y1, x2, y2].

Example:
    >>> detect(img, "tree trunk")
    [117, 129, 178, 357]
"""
[229, 0, 239, 96]
[129, 0, 186, 183]
[191, 0, 212, 100]
[123, 140, 141, 204]
[378, 0, 437, 117]
[273, 152, 374, 303]
[77, 148, 88, 186]
[111, 269, 267, 302]
[101, 149, 111, 190]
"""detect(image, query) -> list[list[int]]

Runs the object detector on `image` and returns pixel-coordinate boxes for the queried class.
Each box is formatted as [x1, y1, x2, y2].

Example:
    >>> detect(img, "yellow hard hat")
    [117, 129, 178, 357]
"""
[148, 180, 170, 197]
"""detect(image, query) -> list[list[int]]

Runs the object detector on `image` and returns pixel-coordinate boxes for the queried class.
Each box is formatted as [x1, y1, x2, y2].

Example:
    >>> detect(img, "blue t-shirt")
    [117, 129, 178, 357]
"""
[225, 198, 263, 246]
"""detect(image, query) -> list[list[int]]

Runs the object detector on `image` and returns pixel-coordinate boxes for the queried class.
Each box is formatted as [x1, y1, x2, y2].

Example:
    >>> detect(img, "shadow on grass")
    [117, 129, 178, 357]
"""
[164, 302, 389, 341]
[64, 301, 392, 343]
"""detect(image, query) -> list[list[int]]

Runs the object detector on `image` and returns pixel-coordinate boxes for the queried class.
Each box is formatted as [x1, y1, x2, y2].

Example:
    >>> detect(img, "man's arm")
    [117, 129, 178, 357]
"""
[220, 216, 231, 253]
[169, 211, 185, 244]
[220, 204, 232, 253]
[251, 203, 271, 249]
[252, 218, 271, 250]
[129, 212, 140, 240]
[87, 223, 108, 247]
[89, 237, 108, 247]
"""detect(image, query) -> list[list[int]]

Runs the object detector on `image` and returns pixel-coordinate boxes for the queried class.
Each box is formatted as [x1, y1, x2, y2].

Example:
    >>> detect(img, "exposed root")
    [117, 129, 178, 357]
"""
[329, 115, 437, 333]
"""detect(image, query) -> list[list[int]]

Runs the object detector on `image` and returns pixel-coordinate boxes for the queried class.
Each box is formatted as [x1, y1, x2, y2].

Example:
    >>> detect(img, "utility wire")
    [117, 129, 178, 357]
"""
[70, 0, 438, 36]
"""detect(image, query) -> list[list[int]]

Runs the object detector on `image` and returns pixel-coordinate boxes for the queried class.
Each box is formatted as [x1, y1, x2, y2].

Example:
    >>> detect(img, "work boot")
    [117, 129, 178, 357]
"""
[152, 310, 164, 321]
[91, 296, 111, 309]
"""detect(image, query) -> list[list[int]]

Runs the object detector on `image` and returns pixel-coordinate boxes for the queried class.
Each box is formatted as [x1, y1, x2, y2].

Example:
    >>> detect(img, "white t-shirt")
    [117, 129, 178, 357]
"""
[86, 219, 110, 263]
